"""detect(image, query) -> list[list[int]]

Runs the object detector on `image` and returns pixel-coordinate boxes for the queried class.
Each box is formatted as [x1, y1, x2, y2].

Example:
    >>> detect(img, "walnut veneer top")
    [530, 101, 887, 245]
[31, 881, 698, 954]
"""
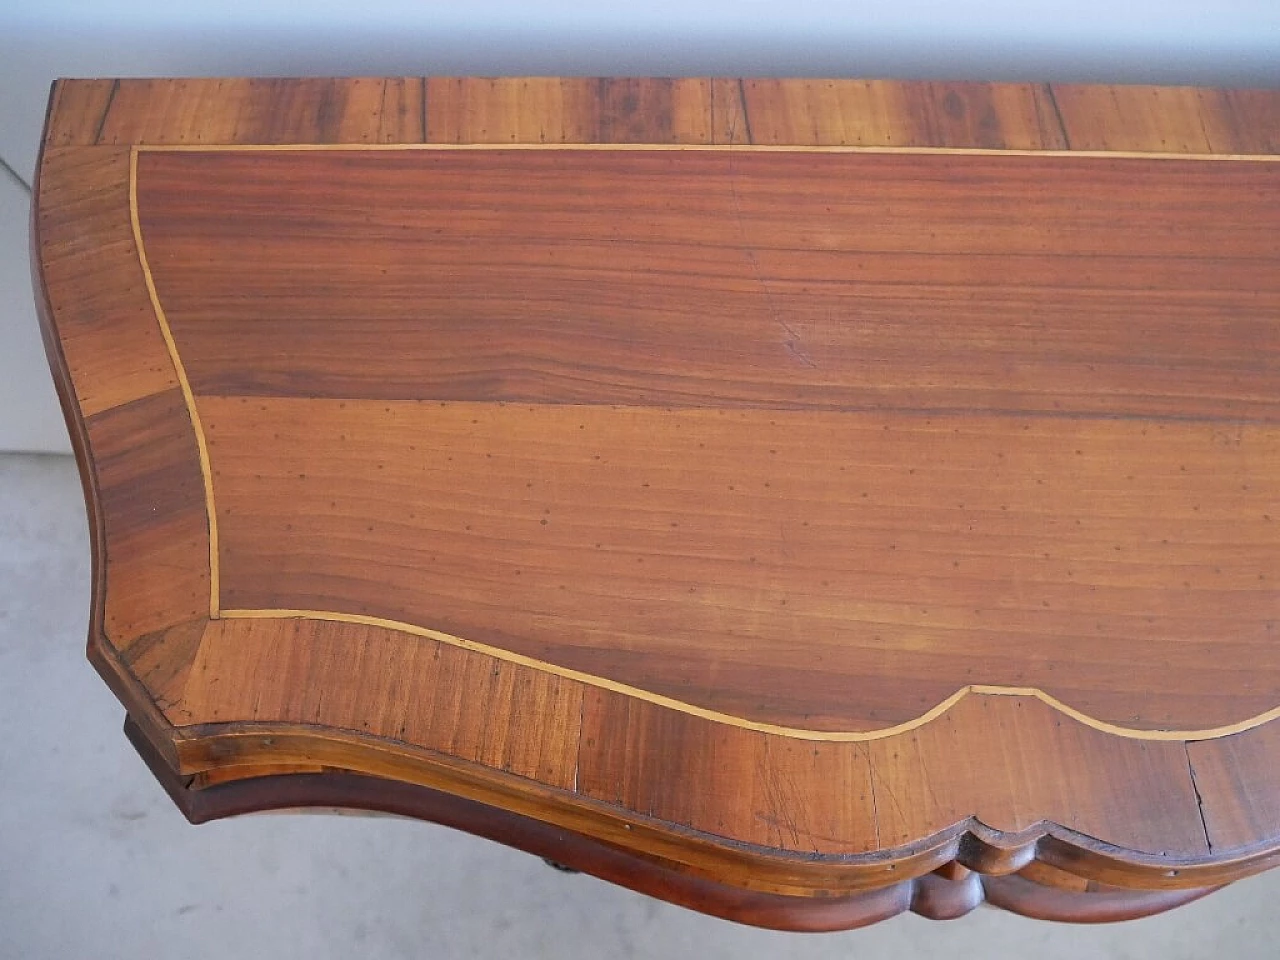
[33, 77, 1280, 925]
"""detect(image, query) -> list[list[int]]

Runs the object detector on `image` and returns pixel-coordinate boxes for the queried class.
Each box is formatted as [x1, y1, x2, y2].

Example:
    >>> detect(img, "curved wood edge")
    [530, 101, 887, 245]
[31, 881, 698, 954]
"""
[146, 717, 1280, 895]
[211, 608, 1280, 744]
[123, 718, 1222, 930]
[30, 85, 103, 650]
[30, 87, 131, 741]
[30, 84, 196, 770]
[981, 874, 1220, 924]
[157, 615, 1280, 885]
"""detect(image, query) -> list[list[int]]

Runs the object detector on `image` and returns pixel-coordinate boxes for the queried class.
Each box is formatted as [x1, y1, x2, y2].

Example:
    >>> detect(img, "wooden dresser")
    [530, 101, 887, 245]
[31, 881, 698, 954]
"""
[33, 77, 1280, 929]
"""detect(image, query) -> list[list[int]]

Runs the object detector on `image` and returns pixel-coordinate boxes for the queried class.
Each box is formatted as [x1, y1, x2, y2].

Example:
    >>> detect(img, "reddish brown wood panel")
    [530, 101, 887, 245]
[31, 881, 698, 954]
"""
[199, 396, 1280, 734]
[33, 78, 1280, 927]
[42, 79, 120, 147]
[135, 149, 1280, 421]
[424, 77, 714, 144]
[36, 147, 177, 414]
[863, 694, 1209, 856]
[578, 689, 878, 856]
[175, 617, 583, 789]
[574, 691, 1209, 860]
[86, 389, 209, 641]
[1188, 722, 1280, 854]
[42, 78, 1280, 154]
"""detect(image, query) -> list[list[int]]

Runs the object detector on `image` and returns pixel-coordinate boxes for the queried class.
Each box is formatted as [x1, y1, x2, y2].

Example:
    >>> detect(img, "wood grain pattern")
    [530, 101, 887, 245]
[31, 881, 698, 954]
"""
[1188, 721, 1280, 854]
[197, 396, 1280, 735]
[176, 617, 582, 789]
[33, 138, 211, 658]
[34, 77, 1280, 930]
[1051, 85, 1280, 155]
[735, 79, 1070, 149]
[37, 147, 177, 415]
[46, 78, 427, 147]
[578, 689, 877, 855]
[125, 720, 1222, 928]
[575, 691, 1210, 861]
[133, 148, 1280, 423]
[87, 389, 209, 641]
[426, 78, 715, 145]
[863, 694, 1207, 856]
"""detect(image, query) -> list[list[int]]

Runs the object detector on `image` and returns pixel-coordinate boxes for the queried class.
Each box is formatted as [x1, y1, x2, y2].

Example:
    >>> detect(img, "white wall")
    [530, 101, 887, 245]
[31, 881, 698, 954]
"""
[3, 0, 1279, 452]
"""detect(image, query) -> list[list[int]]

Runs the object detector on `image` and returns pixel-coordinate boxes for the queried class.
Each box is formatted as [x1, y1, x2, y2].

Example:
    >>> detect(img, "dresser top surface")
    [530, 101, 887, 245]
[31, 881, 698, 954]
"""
[33, 78, 1280, 919]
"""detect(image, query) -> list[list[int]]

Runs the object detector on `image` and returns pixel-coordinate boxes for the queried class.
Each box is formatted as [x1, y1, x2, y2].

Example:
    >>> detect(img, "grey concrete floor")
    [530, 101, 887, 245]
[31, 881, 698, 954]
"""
[2, 452, 1277, 959]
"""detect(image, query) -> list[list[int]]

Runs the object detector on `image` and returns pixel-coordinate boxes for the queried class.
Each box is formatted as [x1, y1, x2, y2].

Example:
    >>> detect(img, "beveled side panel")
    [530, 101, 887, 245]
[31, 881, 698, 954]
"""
[202, 397, 1280, 736]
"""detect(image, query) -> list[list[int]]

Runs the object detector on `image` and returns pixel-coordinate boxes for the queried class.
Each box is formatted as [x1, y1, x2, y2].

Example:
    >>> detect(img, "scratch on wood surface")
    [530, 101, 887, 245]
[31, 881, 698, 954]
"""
[1184, 744, 1214, 854]
[724, 151, 818, 369]
[1043, 84, 1071, 150]
[868, 757, 909, 841]
[862, 744, 883, 850]
[573, 692, 585, 794]
[756, 742, 804, 850]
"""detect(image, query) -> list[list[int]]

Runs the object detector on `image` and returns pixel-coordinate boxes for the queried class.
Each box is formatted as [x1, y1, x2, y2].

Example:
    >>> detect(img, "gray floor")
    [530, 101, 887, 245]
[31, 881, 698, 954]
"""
[1, 452, 1277, 959]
